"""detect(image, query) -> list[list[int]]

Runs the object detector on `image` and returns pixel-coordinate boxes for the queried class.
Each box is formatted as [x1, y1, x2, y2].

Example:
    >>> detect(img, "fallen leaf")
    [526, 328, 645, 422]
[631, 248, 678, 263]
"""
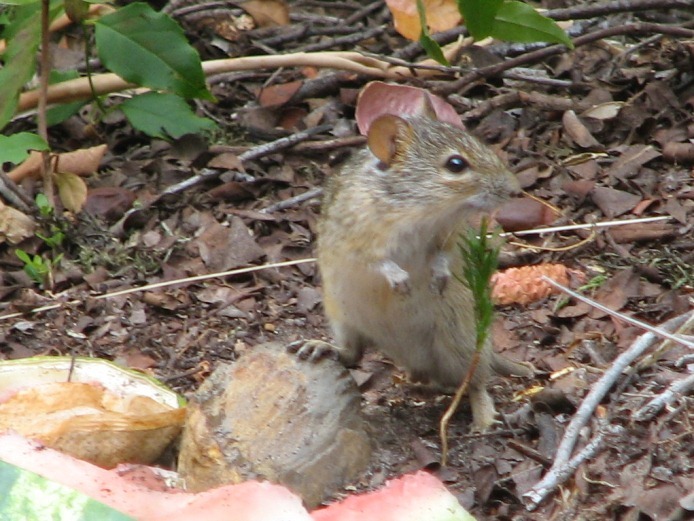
[85, 187, 137, 221]
[495, 197, 558, 232]
[590, 186, 641, 218]
[259, 80, 303, 107]
[355, 81, 463, 135]
[7, 145, 107, 183]
[581, 101, 624, 120]
[384, 0, 461, 41]
[54, 170, 88, 213]
[239, 0, 289, 27]
[0, 200, 36, 244]
[562, 110, 601, 149]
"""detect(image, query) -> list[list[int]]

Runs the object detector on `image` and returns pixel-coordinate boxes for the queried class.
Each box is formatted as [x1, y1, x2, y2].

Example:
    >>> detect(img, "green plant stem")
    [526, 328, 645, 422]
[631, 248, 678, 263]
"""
[38, 0, 54, 206]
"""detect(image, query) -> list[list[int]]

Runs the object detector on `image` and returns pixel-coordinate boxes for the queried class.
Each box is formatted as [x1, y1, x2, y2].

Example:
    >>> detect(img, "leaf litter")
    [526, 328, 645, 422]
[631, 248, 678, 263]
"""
[1, 1, 693, 519]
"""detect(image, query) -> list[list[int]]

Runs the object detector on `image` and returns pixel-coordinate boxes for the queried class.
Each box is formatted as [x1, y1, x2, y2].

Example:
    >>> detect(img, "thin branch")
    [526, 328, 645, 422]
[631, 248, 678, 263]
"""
[502, 216, 670, 238]
[0, 258, 317, 322]
[260, 187, 323, 214]
[541, 277, 694, 349]
[523, 309, 694, 509]
[546, 0, 693, 21]
[633, 373, 694, 422]
[38, 0, 53, 206]
[437, 22, 694, 94]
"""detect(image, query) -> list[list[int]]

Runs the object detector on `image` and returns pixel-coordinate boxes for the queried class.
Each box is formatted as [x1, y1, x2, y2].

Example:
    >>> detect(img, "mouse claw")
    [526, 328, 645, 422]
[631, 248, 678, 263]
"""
[287, 340, 340, 362]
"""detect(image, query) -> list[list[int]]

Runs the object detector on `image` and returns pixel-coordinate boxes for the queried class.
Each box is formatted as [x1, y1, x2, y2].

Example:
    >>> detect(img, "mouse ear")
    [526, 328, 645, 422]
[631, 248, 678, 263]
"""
[367, 114, 413, 165]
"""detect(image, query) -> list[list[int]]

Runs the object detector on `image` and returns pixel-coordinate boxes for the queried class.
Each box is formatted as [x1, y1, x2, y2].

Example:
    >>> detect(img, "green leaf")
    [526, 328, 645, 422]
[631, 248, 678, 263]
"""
[0, 4, 41, 130]
[0, 0, 41, 5]
[457, 0, 503, 40]
[491, 1, 573, 48]
[0, 133, 49, 164]
[416, 0, 449, 66]
[0, 459, 135, 520]
[119, 92, 215, 140]
[94, 2, 213, 100]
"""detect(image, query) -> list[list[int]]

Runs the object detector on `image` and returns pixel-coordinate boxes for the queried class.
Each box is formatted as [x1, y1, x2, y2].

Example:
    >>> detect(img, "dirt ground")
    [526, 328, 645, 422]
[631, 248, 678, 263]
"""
[1, 1, 693, 519]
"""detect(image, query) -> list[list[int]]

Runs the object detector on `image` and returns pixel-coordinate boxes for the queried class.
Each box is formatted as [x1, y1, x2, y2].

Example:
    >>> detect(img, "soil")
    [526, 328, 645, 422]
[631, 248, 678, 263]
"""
[1, 1, 693, 520]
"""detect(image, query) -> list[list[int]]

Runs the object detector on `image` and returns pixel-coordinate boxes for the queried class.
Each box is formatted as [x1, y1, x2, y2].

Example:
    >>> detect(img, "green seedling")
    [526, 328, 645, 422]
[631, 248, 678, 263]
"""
[15, 249, 62, 288]
[440, 219, 500, 465]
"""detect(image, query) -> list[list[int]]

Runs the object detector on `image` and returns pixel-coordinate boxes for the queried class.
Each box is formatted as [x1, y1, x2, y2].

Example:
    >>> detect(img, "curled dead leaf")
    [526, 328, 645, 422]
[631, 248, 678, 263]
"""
[239, 0, 289, 27]
[7, 144, 107, 183]
[0, 200, 36, 244]
[355, 81, 463, 135]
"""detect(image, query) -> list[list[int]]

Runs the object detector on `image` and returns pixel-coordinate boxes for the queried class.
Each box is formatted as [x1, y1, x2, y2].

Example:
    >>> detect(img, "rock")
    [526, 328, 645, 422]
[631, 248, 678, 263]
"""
[178, 342, 371, 507]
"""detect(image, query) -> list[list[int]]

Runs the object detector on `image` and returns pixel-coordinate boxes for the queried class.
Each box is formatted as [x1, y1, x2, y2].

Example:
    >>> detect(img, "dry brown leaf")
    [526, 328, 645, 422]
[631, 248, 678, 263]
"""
[355, 81, 463, 135]
[495, 197, 559, 232]
[0, 200, 36, 244]
[385, 0, 461, 41]
[55, 170, 88, 213]
[259, 80, 303, 107]
[239, 0, 290, 27]
[492, 264, 584, 306]
[7, 144, 108, 183]
[590, 186, 642, 218]
[562, 110, 601, 149]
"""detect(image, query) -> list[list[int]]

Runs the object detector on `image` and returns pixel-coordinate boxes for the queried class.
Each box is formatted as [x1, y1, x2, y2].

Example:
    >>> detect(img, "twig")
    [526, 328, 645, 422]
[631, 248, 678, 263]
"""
[437, 22, 694, 94]
[17, 52, 395, 113]
[501, 215, 670, 238]
[524, 419, 608, 510]
[260, 187, 323, 214]
[633, 373, 694, 422]
[120, 124, 331, 218]
[0, 172, 34, 212]
[523, 309, 694, 509]
[546, 0, 693, 21]
[0, 258, 317, 322]
[38, 0, 54, 206]
[541, 277, 694, 349]
[300, 25, 385, 53]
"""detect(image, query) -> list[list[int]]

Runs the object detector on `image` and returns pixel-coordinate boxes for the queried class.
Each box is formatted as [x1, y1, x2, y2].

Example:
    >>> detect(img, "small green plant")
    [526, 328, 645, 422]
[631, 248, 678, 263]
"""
[457, 219, 500, 352]
[14, 194, 67, 288]
[15, 248, 62, 288]
[34, 193, 66, 249]
[440, 219, 500, 464]
[0, 1, 216, 168]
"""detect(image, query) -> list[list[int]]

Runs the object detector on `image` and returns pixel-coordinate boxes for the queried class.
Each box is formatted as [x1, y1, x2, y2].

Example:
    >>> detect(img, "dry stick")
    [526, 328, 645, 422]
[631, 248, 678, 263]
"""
[440, 350, 482, 467]
[127, 124, 331, 212]
[260, 187, 323, 214]
[437, 22, 694, 94]
[17, 52, 394, 113]
[542, 277, 694, 349]
[546, 0, 693, 21]
[38, 0, 54, 207]
[523, 280, 693, 509]
[633, 372, 694, 422]
[0, 258, 316, 322]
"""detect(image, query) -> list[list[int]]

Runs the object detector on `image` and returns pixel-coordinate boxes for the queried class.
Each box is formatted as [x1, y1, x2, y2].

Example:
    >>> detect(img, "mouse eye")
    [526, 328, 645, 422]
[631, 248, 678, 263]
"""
[444, 155, 468, 173]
